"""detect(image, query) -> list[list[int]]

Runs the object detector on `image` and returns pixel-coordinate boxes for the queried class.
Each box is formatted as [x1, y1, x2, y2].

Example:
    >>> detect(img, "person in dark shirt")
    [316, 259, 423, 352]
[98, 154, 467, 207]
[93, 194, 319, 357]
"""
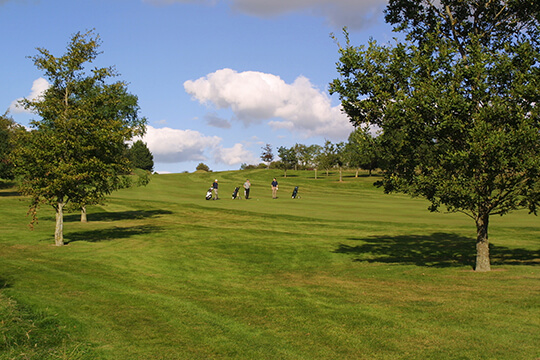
[212, 179, 219, 200]
[271, 178, 278, 199]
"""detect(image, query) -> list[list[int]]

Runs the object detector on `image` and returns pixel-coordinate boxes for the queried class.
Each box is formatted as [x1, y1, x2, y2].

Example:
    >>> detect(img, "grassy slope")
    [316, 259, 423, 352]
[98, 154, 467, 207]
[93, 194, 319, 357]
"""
[1, 170, 539, 359]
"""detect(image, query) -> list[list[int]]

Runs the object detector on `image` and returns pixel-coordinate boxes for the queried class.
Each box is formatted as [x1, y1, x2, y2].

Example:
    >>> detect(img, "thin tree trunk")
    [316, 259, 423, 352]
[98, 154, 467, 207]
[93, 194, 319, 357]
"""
[55, 201, 65, 246]
[475, 212, 491, 272]
[355, 168, 359, 178]
[339, 167, 343, 182]
[315, 168, 317, 180]
[81, 205, 87, 223]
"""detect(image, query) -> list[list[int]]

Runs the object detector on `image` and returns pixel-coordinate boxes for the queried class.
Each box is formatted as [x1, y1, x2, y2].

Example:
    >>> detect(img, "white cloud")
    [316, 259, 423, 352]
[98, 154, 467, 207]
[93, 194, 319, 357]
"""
[213, 143, 258, 165]
[138, 125, 221, 163]
[139, 125, 258, 166]
[144, 0, 387, 29]
[9, 77, 50, 114]
[184, 68, 353, 140]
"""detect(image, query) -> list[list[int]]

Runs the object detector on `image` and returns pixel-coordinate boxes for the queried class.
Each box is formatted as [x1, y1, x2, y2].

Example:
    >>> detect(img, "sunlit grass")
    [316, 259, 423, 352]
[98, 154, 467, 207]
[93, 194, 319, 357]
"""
[1, 171, 539, 359]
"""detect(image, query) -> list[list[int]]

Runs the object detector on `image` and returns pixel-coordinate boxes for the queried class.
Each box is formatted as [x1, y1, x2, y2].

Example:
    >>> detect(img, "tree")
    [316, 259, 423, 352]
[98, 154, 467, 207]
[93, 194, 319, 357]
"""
[316, 140, 338, 177]
[277, 146, 298, 177]
[260, 144, 274, 168]
[12, 30, 147, 245]
[346, 127, 380, 177]
[334, 142, 347, 182]
[128, 140, 154, 172]
[331, 1, 540, 271]
[196, 162, 210, 172]
[0, 112, 25, 180]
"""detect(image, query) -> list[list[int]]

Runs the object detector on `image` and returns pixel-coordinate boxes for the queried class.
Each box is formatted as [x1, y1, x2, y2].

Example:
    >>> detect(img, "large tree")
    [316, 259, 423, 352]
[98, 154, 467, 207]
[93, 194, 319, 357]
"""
[331, 1, 540, 271]
[13, 30, 147, 245]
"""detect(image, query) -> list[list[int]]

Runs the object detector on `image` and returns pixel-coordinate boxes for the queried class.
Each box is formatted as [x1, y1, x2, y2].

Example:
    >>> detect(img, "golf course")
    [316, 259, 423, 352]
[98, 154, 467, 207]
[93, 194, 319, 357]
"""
[1, 169, 539, 359]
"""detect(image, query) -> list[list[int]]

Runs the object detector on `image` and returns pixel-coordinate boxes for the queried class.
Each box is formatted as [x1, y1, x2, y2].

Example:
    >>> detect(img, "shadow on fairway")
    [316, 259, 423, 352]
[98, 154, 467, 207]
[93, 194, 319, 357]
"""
[335, 232, 539, 268]
[0, 277, 12, 289]
[64, 209, 173, 222]
[0, 191, 21, 197]
[65, 224, 164, 244]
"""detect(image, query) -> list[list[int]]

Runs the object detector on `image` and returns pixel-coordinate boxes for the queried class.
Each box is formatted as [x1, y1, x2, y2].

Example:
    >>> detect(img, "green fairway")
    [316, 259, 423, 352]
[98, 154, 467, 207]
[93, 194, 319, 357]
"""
[1, 170, 539, 359]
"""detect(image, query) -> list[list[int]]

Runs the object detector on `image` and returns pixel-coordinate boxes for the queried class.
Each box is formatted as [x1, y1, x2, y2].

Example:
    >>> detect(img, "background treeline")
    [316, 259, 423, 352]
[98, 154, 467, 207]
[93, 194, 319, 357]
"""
[239, 127, 380, 180]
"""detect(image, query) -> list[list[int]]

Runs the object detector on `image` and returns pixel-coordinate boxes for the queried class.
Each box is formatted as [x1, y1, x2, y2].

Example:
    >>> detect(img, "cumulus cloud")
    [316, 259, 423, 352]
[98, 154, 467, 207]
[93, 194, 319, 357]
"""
[144, 0, 387, 29]
[9, 77, 50, 114]
[138, 125, 257, 166]
[213, 143, 258, 166]
[184, 68, 353, 140]
[138, 125, 221, 163]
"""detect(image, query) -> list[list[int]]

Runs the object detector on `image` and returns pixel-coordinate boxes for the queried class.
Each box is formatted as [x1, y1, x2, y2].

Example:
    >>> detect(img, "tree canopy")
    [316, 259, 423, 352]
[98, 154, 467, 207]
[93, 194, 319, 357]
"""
[0, 112, 25, 180]
[260, 143, 274, 167]
[128, 140, 154, 172]
[331, 0, 540, 271]
[277, 146, 298, 177]
[13, 30, 147, 246]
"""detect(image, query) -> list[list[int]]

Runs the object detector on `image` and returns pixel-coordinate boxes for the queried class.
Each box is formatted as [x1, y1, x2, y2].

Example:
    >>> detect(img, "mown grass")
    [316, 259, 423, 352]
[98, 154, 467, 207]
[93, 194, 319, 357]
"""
[1, 170, 539, 359]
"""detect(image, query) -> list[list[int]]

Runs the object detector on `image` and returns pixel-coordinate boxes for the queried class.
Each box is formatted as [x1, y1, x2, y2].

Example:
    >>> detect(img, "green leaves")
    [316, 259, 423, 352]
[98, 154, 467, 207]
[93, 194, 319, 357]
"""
[13, 30, 147, 241]
[332, 2, 539, 270]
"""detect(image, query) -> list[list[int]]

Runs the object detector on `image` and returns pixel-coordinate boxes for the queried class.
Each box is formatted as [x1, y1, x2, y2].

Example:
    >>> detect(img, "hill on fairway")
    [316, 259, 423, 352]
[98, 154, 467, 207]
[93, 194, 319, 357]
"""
[1, 170, 539, 359]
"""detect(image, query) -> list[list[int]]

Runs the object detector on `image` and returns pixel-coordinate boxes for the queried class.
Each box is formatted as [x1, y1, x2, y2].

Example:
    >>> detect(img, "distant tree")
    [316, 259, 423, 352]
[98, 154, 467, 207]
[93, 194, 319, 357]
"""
[277, 146, 298, 177]
[346, 127, 380, 177]
[260, 144, 274, 168]
[317, 140, 338, 176]
[330, 1, 540, 271]
[12, 30, 146, 245]
[0, 112, 25, 180]
[334, 142, 346, 182]
[196, 162, 210, 172]
[128, 140, 154, 172]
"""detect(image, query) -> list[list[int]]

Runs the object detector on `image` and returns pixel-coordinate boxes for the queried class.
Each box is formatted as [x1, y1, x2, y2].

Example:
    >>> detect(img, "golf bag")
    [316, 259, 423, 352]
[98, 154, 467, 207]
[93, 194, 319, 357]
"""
[206, 187, 213, 200]
[291, 186, 299, 199]
[232, 187, 240, 199]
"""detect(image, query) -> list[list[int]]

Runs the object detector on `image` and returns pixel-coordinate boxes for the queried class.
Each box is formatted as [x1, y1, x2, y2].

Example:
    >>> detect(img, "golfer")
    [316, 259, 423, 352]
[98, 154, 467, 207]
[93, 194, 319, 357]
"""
[212, 179, 219, 200]
[271, 178, 278, 199]
[243, 179, 251, 199]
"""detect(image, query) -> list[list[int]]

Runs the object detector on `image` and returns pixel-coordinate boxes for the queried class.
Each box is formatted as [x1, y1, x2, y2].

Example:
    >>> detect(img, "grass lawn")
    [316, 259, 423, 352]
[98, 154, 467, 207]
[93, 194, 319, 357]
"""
[1, 169, 539, 359]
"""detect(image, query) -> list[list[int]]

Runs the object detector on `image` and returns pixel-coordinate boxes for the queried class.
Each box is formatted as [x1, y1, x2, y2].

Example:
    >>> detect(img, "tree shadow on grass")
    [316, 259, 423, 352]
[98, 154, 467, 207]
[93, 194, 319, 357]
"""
[0, 191, 21, 197]
[64, 209, 173, 223]
[0, 277, 12, 289]
[334, 233, 539, 268]
[65, 224, 164, 244]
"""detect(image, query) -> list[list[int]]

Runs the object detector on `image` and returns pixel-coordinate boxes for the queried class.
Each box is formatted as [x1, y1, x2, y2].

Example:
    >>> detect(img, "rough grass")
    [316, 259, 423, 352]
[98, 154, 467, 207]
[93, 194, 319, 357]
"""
[0, 171, 539, 359]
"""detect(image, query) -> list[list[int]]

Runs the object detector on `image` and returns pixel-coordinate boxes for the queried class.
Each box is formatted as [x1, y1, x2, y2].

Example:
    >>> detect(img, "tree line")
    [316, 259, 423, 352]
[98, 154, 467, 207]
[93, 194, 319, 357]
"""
[240, 127, 380, 180]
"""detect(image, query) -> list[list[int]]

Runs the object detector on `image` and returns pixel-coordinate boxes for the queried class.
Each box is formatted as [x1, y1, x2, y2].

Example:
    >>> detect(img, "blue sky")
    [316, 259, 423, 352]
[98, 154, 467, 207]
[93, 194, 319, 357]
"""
[1, 0, 394, 173]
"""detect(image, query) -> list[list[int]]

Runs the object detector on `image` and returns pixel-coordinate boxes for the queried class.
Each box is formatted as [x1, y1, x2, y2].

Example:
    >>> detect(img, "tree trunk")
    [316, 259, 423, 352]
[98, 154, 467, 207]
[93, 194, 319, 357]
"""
[81, 205, 87, 223]
[355, 168, 359, 178]
[475, 212, 491, 272]
[284, 169, 287, 178]
[339, 167, 343, 182]
[315, 169, 317, 180]
[55, 201, 65, 246]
